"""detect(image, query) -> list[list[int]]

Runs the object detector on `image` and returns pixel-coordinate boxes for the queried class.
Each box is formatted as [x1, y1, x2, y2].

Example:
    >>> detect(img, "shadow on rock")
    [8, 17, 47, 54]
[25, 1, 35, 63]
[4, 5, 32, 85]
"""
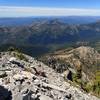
[0, 85, 12, 100]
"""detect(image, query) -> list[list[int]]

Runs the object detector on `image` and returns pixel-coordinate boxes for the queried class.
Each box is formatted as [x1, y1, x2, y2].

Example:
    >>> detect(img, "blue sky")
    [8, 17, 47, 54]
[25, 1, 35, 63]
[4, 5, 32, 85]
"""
[0, 0, 100, 17]
[0, 0, 100, 9]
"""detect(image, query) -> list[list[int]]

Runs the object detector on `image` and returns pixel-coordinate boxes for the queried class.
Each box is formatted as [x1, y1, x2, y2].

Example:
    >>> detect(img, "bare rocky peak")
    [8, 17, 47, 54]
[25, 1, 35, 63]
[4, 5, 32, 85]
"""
[0, 51, 99, 100]
[54, 46, 100, 58]
[70, 46, 100, 59]
[66, 46, 100, 73]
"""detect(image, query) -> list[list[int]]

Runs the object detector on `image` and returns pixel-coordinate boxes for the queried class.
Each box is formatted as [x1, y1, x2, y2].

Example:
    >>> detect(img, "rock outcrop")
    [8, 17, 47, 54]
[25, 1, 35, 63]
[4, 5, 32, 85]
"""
[0, 51, 99, 100]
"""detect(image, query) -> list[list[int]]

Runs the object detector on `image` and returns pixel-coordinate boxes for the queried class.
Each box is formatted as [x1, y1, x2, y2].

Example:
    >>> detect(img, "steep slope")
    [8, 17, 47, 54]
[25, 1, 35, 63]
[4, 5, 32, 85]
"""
[41, 46, 100, 77]
[41, 46, 100, 97]
[0, 51, 99, 100]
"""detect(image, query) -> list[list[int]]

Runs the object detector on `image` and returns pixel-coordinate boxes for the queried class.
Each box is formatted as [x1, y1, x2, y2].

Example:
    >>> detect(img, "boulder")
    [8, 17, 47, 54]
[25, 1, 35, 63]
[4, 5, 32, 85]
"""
[39, 95, 53, 100]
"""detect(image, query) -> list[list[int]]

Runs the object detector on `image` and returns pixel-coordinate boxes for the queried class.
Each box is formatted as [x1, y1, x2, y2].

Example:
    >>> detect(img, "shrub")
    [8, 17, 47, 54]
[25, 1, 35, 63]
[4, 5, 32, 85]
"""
[9, 47, 28, 62]
[15, 52, 28, 62]
[8, 46, 15, 52]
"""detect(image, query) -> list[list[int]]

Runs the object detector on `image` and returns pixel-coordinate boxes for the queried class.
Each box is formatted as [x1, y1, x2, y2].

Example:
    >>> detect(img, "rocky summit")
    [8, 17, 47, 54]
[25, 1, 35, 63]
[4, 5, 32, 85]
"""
[0, 51, 99, 100]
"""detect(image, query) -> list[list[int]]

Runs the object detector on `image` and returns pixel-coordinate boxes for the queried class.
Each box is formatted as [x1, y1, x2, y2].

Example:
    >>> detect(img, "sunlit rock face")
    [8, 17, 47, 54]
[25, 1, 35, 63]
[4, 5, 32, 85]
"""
[0, 51, 99, 100]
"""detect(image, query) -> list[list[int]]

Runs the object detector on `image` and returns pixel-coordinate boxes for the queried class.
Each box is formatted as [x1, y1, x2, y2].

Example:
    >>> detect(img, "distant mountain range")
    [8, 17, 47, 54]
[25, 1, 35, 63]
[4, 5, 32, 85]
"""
[1, 16, 100, 26]
[0, 17, 100, 56]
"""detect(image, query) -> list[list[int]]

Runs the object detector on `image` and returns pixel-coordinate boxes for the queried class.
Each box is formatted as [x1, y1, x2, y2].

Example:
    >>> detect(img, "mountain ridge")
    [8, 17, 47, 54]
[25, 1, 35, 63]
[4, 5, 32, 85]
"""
[40, 46, 100, 97]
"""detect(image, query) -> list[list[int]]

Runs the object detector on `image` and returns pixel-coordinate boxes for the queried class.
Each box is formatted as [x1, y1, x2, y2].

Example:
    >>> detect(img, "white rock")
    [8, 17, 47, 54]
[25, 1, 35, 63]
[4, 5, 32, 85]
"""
[9, 57, 17, 62]
[39, 95, 53, 100]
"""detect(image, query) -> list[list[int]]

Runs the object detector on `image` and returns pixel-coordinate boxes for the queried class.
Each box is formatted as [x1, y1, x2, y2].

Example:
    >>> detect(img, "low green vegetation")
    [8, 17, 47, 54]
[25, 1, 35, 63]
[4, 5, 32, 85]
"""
[8, 46, 28, 62]
[72, 69, 100, 97]
[14, 52, 28, 62]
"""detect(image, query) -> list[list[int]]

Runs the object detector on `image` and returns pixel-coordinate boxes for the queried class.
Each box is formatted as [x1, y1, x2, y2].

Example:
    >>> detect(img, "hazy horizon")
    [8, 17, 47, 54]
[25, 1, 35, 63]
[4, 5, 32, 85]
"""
[0, 0, 100, 17]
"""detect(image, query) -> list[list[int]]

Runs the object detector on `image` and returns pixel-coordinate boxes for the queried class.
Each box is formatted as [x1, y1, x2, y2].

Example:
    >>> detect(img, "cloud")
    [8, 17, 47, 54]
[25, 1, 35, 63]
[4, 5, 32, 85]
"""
[0, 6, 100, 17]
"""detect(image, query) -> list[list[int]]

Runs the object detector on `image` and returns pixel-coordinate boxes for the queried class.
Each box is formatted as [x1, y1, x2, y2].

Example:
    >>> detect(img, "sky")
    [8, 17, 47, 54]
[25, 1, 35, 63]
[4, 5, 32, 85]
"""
[0, 0, 100, 17]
